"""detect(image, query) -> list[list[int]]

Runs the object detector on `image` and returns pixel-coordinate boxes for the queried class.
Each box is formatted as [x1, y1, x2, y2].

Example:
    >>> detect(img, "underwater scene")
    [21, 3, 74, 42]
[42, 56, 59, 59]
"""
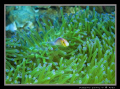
[5, 5, 115, 84]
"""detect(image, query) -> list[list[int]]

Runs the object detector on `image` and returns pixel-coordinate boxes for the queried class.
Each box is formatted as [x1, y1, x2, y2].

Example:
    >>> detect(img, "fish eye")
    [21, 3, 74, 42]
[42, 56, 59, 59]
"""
[63, 41, 65, 44]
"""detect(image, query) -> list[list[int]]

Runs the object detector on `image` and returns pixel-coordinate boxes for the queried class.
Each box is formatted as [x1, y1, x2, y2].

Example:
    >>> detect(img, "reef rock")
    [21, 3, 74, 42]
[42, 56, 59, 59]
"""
[6, 21, 17, 32]
[64, 6, 115, 14]
[7, 6, 36, 31]
[6, 6, 15, 15]
[102, 6, 115, 13]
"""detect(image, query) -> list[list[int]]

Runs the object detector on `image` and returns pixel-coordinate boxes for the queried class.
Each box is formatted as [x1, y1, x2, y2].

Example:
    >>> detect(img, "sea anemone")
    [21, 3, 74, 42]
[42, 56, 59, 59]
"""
[5, 6, 115, 84]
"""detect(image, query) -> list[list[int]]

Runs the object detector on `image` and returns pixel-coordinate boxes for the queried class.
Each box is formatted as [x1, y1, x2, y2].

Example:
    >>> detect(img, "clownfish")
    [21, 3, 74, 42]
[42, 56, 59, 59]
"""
[48, 37, 69, 47]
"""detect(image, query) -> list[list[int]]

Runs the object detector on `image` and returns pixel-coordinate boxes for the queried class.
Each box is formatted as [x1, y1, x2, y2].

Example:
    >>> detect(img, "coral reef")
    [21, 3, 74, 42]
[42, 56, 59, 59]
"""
[64, 6, 115, 14]
[5, 6, 115, 84]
